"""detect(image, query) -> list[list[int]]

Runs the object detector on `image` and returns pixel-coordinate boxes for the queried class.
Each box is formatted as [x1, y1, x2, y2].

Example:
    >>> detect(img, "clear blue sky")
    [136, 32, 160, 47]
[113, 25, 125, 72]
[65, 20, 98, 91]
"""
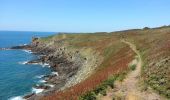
[0, 0, 170, 32]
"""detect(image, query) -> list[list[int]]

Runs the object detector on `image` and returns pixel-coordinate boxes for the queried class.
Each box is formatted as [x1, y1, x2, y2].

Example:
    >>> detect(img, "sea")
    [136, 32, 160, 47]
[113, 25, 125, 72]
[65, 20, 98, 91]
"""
[0, 31, 56, 100]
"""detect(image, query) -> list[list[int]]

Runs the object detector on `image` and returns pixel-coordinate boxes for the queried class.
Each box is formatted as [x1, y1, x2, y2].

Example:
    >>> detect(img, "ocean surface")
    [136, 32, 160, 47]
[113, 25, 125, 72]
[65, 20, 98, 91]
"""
[0, 31, 56, 100]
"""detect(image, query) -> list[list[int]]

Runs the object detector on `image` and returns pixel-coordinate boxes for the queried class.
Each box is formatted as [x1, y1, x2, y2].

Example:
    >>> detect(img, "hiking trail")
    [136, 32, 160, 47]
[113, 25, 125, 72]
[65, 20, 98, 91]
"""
[98, 40, 166, 100]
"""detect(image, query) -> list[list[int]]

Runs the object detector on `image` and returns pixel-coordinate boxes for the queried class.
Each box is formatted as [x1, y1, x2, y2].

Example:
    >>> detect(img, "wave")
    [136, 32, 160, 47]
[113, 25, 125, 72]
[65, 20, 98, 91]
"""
[18, 61, 50, 68]
[29, 63, 39, 65]
[30, 62, 50, 67]
[31, 62, 50, 67]
[41, 63, 50, 67]
[8, 96, 25, 100]
[32, 88, 44, 94]
[51, 72, 58, 76]
[18, 61, 28, 65]
[23, 44, 27, 46]
[35, 75, 44, 79]
[39, 80, 47, 83]
[22, 50, 32, 54]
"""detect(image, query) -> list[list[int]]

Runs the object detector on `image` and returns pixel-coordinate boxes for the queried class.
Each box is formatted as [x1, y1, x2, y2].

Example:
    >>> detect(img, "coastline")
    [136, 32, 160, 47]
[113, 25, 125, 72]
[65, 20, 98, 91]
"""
[3, 41, 61, 99]
[5, 36, 101, 100]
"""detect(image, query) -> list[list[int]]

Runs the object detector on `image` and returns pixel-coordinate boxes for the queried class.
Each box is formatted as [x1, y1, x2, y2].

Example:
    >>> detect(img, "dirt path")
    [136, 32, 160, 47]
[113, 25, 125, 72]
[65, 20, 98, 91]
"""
[98, 40, 165, 100]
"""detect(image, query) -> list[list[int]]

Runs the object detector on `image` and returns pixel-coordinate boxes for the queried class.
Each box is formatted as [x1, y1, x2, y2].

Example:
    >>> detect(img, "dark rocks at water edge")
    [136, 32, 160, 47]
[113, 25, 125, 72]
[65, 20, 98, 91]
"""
[0, 44, 31, 50]
[33, 84, 51, 90]
[10, 44, 32, 50]
[18, 37, 85, 99]
[23, 93, 35, 99]
[26, 59, 43, 65]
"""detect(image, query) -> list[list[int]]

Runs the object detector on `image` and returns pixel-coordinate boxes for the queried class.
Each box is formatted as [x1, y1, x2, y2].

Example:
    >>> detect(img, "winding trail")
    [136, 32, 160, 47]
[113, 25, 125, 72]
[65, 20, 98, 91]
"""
[99, 40, 165, 100]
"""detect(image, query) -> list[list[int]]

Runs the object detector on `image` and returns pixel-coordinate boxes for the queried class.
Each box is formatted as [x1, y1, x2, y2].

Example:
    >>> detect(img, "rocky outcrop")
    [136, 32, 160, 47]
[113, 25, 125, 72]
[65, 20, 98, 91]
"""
[10, 45, 31, 49]
[0, 44, 31, 50]
[0, 36, 101, 99]
[23, 37, 101, 100]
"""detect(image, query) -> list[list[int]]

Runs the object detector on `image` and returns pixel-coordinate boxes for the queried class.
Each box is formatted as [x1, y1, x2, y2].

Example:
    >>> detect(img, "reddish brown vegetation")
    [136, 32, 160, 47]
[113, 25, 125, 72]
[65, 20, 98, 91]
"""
[42, 46, 135, 100]
[39, 27, 170, 99]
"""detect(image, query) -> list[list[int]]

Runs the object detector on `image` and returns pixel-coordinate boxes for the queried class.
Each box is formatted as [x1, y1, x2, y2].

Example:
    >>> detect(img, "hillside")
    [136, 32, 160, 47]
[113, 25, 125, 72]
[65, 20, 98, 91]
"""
[29, 26, 170, 100]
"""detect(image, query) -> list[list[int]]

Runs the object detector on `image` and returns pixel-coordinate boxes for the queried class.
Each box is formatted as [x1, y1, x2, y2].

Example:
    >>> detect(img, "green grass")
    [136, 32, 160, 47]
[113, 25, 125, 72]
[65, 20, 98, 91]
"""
[122, 26, 170, 99]
[79, 75, 115, 100]
[38, 26, 170, 100]
[79, 71, 129, 100]
[79, 91, 96, 100]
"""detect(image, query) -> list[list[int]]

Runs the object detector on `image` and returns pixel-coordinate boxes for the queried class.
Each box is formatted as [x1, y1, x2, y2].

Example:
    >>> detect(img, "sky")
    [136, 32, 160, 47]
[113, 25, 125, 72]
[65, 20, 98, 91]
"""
[0, 0, 170, 32]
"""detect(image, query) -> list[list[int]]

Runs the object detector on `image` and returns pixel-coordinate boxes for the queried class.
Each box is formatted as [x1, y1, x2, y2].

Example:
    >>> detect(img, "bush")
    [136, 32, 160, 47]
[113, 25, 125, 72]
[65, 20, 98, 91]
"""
[94, 85, 106, 95]
[100, 90, 107, 96]
[117, 72, 127, 81]
[81, 76, 116, 99]
[130, 64, 136, 70]
[104, 78, 114, 88]
[79, 92, 96, 100]
[143, 27, 150, 30]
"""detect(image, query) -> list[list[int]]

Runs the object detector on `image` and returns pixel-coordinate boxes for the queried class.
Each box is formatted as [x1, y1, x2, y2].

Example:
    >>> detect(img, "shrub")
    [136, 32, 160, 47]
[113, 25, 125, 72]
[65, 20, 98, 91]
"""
[100, 90, 107, 96]
[94, 85, 106, 95]
[143, 27, 150, 30]
[104, 78, 115, 88]
[117, 72, 127, 81]
[79, 92, 96, 100]
[166, 90, 170, 98]
[130, 64, 136, 70]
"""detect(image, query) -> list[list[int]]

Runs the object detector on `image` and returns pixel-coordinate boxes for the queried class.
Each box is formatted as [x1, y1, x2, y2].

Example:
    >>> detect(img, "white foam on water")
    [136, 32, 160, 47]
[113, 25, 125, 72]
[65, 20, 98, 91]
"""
[41, 63, 49, 67]
[47, 65, 51, 68]
[8, 96, 25, 100]
[22, 50, 32, 54]
[18, 61, 28, 65]
[35, 75, 44, 79]
[51, 72, 58, 76]
[32, 62, 50, 67]
[39, 80, 46, 83]
[32, 88, 44, 94]
[31, 63, 39, 65]
[19, 61, 51, 68]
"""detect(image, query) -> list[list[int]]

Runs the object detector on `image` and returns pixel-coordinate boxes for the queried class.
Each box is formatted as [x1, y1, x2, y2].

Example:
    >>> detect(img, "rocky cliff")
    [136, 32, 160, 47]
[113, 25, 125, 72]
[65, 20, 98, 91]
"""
[25, 36, 102, 99]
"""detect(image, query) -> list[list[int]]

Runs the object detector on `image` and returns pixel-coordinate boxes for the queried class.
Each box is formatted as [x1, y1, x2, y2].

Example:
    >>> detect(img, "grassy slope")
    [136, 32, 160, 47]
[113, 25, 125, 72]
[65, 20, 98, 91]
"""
[40, 33, 134, 100]
[40, 26, 170, 99]
[116, 27, 170, 98]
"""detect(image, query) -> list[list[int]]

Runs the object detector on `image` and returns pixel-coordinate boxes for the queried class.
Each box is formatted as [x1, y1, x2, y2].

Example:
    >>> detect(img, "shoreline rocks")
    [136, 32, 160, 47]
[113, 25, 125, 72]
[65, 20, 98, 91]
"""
[7, 37, 100, 100]
[20, 37, 85, 100]
[10, 45, 31, 50]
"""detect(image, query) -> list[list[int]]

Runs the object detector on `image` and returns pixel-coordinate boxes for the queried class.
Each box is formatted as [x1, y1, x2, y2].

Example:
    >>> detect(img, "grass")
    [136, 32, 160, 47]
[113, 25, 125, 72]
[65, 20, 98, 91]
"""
[39, 34, 56, 42]
[120, 26, 170, 98]
[37, 26, 170, 99]
[40, 35, 134, 100]
[79, 91, 96, 100]
[79, 72, 128, 100]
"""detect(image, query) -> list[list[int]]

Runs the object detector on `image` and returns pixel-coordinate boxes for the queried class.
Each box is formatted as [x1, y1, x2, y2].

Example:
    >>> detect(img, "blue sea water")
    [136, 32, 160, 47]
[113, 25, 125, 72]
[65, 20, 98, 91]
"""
[0, 31, 56, 100]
